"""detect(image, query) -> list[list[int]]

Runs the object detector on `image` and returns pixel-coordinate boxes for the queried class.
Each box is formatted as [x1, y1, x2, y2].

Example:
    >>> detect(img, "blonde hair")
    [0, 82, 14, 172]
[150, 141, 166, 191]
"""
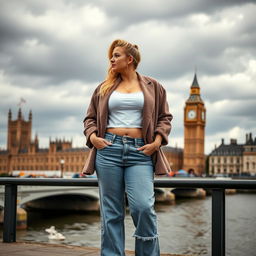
[99, 39, 141, 96]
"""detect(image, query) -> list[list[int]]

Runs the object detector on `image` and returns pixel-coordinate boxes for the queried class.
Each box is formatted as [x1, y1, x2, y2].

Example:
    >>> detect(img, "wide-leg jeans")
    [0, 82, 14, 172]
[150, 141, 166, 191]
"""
[95, 132, 160, 256]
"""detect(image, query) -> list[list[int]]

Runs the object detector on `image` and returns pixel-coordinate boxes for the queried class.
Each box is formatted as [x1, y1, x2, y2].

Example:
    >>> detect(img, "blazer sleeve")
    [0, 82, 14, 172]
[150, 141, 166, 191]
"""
[154, 84, 173, 146]
[83, 89, 99, 148]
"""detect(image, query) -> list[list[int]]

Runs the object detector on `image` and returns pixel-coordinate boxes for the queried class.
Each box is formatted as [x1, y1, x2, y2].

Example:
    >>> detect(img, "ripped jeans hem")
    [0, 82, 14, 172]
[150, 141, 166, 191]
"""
[133, 234, 159, 241]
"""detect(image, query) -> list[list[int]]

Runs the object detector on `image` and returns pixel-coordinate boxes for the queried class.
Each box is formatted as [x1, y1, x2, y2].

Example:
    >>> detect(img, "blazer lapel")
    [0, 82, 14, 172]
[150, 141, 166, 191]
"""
[137, 73, 155, 142]
[99, 76, 122, 136]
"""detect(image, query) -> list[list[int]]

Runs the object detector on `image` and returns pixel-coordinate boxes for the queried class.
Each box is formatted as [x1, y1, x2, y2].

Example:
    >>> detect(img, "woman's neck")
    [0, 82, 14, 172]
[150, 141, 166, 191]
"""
[120, 70, 138, 82]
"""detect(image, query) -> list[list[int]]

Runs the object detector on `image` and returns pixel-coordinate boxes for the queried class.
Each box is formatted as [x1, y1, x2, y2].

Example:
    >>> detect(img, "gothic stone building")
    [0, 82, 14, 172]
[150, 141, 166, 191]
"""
[208, 133, 256, 176]
[0, 108, 88, 176]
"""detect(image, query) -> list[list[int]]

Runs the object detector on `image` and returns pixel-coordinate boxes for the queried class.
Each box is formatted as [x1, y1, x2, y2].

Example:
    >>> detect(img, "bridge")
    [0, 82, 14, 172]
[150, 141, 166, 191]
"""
[0, 184, 172, 213]
[0, 185, 100, 212]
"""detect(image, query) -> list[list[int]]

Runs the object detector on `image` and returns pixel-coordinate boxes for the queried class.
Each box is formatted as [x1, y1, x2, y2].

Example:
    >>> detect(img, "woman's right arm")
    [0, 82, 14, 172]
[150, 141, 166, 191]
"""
[83, 88, 112, 149]
[83, 89, 99, 148]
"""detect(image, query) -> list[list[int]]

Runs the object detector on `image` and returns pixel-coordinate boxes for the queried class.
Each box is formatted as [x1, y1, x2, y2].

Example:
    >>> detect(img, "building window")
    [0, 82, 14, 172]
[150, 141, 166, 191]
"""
[224, 158, 227, 164]
[246, 162, 249, 170]
[237, 158, 239, 163]
[253, 162, 255, 169]
[218, 158, 220, 163]
[224, 168, 227, 173]
[230, 157, 233, 163]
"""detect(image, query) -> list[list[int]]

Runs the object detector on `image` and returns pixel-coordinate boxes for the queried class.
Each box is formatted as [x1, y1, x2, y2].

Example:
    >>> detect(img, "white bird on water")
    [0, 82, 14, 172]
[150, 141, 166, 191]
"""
[45, 226, 66, 240]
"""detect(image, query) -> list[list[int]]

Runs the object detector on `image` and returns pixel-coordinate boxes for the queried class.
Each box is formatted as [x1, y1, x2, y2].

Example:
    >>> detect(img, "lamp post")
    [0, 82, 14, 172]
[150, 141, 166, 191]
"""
[60, 159, 65, 178]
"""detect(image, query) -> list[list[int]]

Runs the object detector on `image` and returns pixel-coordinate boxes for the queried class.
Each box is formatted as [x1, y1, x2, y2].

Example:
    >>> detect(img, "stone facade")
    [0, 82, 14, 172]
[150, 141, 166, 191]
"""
[209, 134, 256, 176]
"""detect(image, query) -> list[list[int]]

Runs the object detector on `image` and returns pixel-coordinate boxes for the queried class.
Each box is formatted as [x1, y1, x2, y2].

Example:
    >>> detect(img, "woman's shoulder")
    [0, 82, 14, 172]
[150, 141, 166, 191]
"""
[139, 74, 165, 91]
[95, 80, 106, 91]
[140, 74, 158, 84]
[90, 81, 105, 97]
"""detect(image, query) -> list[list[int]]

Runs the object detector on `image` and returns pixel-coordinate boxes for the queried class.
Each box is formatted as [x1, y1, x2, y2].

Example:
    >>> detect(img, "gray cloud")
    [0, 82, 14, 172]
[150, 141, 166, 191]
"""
[0, 0, 255, 153]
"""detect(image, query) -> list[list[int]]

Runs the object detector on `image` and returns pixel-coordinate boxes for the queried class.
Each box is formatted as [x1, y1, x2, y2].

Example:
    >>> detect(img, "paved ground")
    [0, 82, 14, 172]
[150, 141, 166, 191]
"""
[0, 241, 193, 256]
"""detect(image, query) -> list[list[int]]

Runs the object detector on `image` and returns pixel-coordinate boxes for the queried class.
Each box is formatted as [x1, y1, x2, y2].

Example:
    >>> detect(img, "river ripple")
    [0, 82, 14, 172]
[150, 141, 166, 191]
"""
[1, 193, 255, 256]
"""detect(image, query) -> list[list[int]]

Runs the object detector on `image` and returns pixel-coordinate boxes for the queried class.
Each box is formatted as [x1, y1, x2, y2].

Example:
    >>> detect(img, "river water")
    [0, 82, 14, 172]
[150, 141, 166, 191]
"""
[1, 192, 255, 256]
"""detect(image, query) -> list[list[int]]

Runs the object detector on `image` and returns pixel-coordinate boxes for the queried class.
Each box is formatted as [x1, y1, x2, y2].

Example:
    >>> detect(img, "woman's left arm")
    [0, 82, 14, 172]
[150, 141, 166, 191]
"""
[154, 84, 173, 146]
[137, 84, 173, 155]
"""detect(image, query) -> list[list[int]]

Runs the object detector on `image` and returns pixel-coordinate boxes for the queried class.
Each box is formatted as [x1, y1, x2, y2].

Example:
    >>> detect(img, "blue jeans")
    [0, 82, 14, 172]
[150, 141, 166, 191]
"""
[95, 132, 160, 256]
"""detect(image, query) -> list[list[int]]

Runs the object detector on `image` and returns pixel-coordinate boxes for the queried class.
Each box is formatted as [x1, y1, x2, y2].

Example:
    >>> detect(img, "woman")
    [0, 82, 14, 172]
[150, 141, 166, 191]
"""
[82, 39, 172, 256]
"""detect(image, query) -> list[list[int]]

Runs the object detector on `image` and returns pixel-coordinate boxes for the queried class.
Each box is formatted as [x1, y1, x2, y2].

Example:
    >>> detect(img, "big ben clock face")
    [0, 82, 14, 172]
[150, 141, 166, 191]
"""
[187, 110, 196, 120]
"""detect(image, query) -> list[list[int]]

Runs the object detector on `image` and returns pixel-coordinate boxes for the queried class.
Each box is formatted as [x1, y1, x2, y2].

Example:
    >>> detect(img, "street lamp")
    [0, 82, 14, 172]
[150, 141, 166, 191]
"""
[60, 159, 65, 178]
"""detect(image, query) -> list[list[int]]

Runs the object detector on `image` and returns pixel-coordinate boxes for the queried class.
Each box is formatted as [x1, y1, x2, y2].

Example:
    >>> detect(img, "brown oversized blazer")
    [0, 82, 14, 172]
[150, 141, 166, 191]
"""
[82, 72, 173, 176]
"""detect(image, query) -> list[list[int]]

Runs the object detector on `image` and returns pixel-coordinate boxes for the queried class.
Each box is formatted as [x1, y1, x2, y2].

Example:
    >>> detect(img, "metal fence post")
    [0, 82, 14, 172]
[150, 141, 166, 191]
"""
[3, 184, 17, 242]
[212, 188, 225, 256]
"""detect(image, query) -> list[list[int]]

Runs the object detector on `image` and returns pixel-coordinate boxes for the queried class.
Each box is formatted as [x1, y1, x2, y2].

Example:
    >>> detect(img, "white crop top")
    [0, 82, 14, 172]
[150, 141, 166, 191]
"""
[107, 91, 144, 128]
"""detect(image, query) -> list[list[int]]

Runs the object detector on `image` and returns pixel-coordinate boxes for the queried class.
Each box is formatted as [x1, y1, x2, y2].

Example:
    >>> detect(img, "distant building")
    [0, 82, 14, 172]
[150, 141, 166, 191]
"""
[243, 133, 256, 174]
[0, 109, 88, 176]
[209, 133, 256, 176]
[183, 73, 206, 176]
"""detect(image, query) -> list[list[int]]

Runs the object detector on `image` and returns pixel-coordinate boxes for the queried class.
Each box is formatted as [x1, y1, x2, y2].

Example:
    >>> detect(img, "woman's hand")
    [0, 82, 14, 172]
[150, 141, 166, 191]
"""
[137, 141, 161, 156]
[90, 133, 112, 149]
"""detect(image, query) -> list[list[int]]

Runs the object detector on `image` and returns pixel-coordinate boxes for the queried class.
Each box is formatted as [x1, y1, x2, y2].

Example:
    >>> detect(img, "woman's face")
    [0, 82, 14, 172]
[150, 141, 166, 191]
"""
[110, 46, 130, 72]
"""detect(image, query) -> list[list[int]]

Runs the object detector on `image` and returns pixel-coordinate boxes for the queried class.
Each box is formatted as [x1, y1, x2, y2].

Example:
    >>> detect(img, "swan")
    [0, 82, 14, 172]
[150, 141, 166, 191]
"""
[45, 226, 66, 240]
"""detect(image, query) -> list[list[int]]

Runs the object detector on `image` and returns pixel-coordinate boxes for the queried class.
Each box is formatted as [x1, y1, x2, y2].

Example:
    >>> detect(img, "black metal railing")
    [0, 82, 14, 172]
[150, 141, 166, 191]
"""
[0, 177, 256, 256]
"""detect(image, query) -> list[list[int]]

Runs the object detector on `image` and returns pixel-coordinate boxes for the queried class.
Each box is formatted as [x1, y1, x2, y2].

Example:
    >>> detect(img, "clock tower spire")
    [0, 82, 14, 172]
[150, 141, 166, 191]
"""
[183, 72, 206, 175]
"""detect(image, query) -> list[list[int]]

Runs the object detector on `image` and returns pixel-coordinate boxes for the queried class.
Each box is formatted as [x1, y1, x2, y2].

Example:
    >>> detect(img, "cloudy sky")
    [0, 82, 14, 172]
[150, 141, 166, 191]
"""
[0, 0, 255, 154]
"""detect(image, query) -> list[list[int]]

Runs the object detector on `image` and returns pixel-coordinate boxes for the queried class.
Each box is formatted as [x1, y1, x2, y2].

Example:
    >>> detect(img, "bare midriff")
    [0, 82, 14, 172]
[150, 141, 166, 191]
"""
[106, 127, 143, 138]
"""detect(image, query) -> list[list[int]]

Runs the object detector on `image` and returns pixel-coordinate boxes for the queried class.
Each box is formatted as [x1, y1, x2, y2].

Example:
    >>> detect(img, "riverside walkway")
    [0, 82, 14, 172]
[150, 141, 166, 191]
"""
[2, 178, 256, 256]
[0, 241, 191, 256]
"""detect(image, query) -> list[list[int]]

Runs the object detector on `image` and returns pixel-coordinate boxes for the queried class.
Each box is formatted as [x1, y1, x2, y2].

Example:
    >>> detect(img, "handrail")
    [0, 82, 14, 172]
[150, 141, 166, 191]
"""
[1, 177, 256, 256]
[1, 177, 256, 188]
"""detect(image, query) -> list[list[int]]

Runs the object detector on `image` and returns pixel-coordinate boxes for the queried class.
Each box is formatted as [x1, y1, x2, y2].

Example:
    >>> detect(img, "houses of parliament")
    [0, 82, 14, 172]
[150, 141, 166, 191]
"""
[0, 74, 207, 176]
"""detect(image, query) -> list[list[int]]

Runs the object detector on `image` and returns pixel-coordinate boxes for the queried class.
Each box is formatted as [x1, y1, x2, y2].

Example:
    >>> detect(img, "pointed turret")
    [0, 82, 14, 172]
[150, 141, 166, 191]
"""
[35, 133, 38, 142]
[186, 72, 203, 103]
[8, 109, 12, 121]
[191, 73, 200, 88]
[18, 108, 22, 119]
[29, 110, 32, 121]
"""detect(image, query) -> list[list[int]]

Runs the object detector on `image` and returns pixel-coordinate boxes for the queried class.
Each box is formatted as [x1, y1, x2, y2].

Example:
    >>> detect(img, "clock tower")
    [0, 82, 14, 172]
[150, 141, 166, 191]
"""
[183, 73, 206, 175]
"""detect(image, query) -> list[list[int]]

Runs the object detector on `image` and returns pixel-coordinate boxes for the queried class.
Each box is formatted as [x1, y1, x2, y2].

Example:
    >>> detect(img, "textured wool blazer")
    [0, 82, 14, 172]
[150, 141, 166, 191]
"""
[82, 72, 173, 176]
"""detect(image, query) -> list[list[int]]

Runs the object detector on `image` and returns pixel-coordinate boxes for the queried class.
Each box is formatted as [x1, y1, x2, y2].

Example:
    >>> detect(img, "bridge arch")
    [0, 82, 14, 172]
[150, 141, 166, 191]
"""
[20, 191, 100, 212]
[19, 190, 99, 206]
